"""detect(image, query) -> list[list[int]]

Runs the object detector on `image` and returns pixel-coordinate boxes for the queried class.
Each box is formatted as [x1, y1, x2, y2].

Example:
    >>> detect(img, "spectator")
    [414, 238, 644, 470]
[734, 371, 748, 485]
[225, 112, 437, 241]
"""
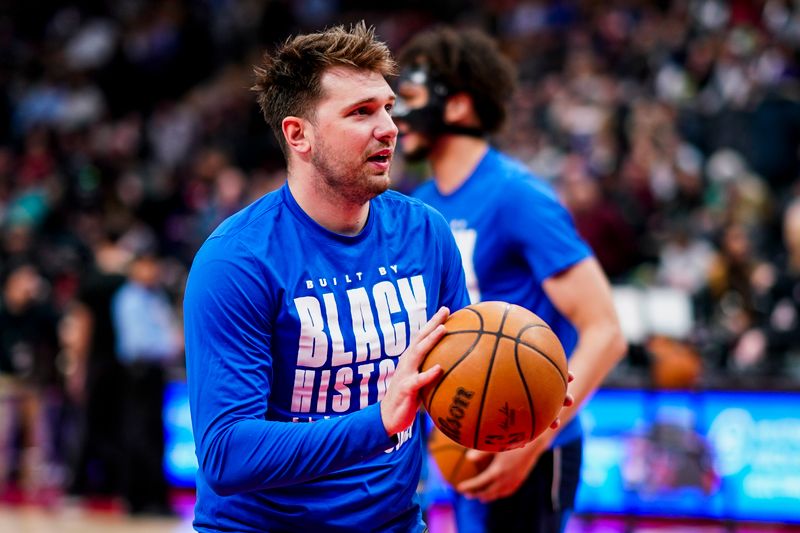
[61, 238, 130, 499]
[111, 252, 182, 515]
[0, 262, 60, 500]
[733, 199, 800, 373]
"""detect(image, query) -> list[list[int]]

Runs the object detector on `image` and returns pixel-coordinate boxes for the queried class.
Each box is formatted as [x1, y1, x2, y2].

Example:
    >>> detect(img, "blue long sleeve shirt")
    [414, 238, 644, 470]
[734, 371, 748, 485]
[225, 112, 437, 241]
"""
[183, 184, 470, 532]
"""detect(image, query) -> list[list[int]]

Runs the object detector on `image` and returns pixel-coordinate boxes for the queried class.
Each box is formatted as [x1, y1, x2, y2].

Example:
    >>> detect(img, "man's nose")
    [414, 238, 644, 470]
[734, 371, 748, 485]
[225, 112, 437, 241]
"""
[376, 109, 399, 141]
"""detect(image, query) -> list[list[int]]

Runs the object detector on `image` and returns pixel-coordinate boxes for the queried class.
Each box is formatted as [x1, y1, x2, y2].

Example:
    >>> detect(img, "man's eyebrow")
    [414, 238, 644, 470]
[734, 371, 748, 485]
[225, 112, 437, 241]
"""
[345, 94, 397, 108]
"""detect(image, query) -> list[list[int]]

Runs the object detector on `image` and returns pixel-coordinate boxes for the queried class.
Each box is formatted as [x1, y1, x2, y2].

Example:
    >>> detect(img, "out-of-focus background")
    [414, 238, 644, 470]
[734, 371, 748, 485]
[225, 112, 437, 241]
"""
[0, 0, 799, 531]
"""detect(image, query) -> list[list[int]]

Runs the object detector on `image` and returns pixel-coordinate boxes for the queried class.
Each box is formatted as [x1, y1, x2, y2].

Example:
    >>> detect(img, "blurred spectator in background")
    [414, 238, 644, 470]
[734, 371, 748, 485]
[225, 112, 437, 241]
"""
[60, 237, 130, 500]
[558, 154, 640, 281]
[111, 252, 182, 515]
[733, 198, 800, 374]
[656, 220, 715, 295]
[0, 261, 60, 501]
[695, 222, 771, 370]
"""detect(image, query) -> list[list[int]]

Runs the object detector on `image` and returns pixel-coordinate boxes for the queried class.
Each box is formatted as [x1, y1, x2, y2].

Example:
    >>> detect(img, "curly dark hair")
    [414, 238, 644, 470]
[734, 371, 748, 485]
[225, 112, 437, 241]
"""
[252, 22, 397, 157]
[397, 26, 516, 134]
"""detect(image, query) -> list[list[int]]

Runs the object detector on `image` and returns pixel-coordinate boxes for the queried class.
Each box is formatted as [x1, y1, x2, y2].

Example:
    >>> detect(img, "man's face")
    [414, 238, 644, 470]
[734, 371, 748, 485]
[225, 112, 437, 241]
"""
[394, 78, 436, 161]
[308, 67, 398, 204]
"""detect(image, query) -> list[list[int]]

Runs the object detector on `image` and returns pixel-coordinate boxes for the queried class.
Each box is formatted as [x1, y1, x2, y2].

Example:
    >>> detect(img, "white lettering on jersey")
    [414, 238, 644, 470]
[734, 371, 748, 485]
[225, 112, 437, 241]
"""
[347, 287, 382, 363]
[397, 275, 427, 336]
[323, 293, 353, 366]
[452, 224, 481, 304]
[376, 358, 395, 401]
[372, 281, 406, 357]
[291, 369, 315, 412]
[316, 369, 330, 412]
[357, 363, 374, 409]
[385, 424, 414, 453]
[332, 367, 353, 413]
[291, 276, 430, 416]
[294, 296, 328, 367]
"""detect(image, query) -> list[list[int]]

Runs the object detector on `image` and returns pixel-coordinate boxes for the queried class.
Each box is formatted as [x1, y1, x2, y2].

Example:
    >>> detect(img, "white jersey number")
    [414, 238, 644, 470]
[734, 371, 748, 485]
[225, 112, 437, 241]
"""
[451, 224, 481, 304]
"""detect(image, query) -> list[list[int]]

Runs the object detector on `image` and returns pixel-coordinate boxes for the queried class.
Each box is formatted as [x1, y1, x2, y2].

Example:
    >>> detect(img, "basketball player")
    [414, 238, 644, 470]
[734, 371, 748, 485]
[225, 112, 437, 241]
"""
[182, 23, 473, 532]
[395, 27, 627, 533]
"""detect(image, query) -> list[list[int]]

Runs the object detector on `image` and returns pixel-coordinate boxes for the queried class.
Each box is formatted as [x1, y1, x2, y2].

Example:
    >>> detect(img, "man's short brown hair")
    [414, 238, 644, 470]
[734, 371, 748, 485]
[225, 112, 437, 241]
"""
[398, 26, 516, 134]
[252, 22, 397, 156]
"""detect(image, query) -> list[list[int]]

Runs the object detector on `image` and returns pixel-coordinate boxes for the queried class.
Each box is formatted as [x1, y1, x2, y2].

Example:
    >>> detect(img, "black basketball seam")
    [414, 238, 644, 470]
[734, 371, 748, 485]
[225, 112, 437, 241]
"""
[514, 338, 537, 443]
[440, 326, 566, 388]
[441, 324, 551, 337]
[426, 308, 485, 409]
[516, 325, 568, 389]
[464, 306, 483, 320]
[473, 303, 511, 449]
[439, 324, 550, 341]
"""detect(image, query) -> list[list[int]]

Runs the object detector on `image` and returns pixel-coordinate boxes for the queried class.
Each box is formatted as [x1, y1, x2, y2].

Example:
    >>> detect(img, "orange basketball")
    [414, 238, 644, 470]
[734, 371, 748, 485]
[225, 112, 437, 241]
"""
[421, 301, 568, 452]
[428, 426, 492, 487]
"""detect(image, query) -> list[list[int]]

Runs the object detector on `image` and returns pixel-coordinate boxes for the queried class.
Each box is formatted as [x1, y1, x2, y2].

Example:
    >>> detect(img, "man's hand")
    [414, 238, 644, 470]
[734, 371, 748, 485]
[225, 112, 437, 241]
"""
[456, 438, 546, 502]
[380, 306, 449, 437]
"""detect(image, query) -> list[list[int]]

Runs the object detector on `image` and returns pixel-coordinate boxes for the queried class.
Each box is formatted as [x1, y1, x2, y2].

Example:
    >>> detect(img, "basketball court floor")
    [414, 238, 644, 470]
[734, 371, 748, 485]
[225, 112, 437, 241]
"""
[1, 502, 797, 533]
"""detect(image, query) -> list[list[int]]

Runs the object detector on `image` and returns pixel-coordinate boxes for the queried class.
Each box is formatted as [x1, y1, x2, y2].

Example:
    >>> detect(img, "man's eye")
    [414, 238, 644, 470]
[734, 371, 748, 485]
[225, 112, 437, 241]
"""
[352, 107, 370, 116]
[385, 103, 394, 112]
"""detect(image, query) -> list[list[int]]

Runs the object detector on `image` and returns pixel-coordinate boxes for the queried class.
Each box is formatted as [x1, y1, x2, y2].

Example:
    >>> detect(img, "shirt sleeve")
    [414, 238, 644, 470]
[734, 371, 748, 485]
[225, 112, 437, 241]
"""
[502, 178, 592, 283]
[183, 237, 396, 496]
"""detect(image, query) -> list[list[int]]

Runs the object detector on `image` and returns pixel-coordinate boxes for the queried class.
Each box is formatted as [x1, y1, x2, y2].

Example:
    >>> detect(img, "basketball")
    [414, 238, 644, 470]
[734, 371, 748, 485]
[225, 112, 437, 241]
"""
[421, 301, 568, 452]
[427, 426, 492, 487]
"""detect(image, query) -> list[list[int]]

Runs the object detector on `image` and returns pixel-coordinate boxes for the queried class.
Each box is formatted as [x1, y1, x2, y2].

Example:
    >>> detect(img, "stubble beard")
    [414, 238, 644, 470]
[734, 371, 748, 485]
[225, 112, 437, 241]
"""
[312, 144, 392, 205]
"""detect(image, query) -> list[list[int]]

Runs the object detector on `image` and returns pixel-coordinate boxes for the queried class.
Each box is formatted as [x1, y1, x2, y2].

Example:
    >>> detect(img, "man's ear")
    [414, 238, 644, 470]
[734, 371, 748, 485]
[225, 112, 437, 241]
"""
[282, 116, 311, 155]
[443, 92, 478, 126]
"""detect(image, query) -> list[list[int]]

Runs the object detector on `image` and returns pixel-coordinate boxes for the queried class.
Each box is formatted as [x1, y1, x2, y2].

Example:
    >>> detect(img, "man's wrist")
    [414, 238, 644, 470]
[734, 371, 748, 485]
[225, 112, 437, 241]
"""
[379, 400, 399, 441]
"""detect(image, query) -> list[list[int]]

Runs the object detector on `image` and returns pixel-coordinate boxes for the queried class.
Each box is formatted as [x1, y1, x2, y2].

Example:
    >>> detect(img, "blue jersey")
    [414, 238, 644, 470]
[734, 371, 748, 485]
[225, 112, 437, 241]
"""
[413, 147, 592, 446]
[184, 183, 470, 532]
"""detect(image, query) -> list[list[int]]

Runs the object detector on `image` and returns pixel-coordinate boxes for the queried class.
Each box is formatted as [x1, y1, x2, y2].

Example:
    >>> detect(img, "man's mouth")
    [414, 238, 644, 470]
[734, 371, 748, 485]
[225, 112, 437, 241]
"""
[367, 149, 393, 164]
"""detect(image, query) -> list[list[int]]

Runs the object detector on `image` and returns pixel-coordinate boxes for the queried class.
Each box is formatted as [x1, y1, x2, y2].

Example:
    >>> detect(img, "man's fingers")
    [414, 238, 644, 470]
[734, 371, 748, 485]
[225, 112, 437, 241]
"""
[414, 323, 447, 357]
[563, 393, 574, 407]
[456, 467, 495, 495]
[413, 306, 449, 343]
[399, 323, 446, 373]
[415, 364, 443, 389]
[465, 449, 491, 462]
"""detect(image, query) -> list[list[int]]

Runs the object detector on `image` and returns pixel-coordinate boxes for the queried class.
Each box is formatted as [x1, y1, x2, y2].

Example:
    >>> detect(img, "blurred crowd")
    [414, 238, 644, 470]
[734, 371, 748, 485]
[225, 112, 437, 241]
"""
[0, 0, 798, 510]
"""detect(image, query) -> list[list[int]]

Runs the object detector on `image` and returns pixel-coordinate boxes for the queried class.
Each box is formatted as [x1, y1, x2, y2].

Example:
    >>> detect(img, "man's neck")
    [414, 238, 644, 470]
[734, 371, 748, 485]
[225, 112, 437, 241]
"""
[429, 136, 490, 195]
[287, 173, 370, 236]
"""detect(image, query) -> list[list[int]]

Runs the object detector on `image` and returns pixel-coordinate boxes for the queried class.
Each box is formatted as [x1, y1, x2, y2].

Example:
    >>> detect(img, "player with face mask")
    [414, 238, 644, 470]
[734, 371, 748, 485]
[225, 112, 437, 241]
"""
[395, 27, 627, 533]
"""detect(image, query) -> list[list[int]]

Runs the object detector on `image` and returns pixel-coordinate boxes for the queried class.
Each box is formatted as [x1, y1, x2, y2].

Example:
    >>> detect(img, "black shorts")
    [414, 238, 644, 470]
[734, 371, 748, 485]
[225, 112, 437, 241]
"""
[486, 438, 583, 533]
